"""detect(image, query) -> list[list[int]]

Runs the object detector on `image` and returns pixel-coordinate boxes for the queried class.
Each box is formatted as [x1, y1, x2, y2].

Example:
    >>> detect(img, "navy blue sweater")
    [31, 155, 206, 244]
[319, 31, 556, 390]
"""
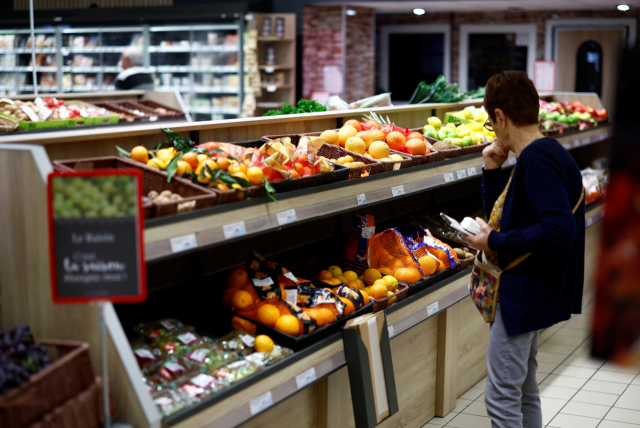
[483, 138, 585, 336]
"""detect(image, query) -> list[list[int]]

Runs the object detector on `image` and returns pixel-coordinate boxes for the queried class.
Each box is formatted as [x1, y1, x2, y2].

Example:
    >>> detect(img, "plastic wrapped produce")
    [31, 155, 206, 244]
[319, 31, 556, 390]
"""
[348, 93, 392, 109]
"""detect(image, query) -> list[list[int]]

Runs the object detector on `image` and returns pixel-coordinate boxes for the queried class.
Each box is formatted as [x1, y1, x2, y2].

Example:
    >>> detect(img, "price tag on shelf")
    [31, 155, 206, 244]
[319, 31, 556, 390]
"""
[284, 272, 298, 283]
[223, 221, 247, 240]
[295, 367, 317, 390]
[265, 66, 275, 73]
[250, 391, 273, 415]
[387, 325, 395, 338]
[277, 209, 297, 226]
[443, 172, 456, 183]
[391, 185, 405, 197]
[427, 301, 439, 316]
[361, 226, 375, 239]
[356, 193, 367, 206]
[285, 289, 298, 306]
[170, 233, 198, 254]
[253, 277, 274, 287]
[456, 169, 468, 180]
[266, 85, 277, 93]
[467, 167, 478, 177]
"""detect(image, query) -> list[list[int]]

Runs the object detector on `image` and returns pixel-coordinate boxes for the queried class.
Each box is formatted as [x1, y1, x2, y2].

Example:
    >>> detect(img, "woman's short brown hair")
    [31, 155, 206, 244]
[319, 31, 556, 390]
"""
[484, 71, 539, 127]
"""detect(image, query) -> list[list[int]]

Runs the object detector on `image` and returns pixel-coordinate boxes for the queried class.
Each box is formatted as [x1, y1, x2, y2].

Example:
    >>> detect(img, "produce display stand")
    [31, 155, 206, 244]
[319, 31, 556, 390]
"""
[0, 92, 608, 428]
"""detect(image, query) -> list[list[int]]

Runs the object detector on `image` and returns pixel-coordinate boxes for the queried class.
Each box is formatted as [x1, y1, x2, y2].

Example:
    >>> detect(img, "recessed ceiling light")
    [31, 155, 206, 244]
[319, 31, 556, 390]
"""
[413, 8, 426, 15]
[618, 4, 630, 11]
[346, 9, 357, 16]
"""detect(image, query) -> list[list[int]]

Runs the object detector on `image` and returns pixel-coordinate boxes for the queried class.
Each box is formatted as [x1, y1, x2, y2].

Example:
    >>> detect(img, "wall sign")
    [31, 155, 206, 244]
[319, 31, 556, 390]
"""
[534, 60, 556, 93]
[47, 169, 147, 303]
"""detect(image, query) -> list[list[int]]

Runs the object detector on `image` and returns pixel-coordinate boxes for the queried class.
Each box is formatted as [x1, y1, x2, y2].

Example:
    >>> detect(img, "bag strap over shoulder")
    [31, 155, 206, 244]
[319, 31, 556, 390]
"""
[503, 187, 585, 272]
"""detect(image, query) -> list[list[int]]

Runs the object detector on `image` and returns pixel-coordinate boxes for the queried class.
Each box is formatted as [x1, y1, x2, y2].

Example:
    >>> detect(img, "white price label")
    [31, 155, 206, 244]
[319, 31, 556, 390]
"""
[277, 209, 297, 226]
[427, 301, 439, 316]
[387, 325, 395, 338]
[170, 233, 198, 253]
[223, 221, 247, 239]
[391, 185, 405, 197]
[443, 172, 456, 183]
[456, 169, 468, 180]
[252, 277, 274, 287]
[285, 289, 298, 306]
[356, 193, 367, 205]
[284, 272, 298, 283]
[393, 163, 401, 171]
[361, 226, 375, 239]
[264, 66, 275, 73]
[266, 85, 277, 92]
[467, 167, 478, 177]
[295, 367, 317, 389]
[250, 391, 273, 415]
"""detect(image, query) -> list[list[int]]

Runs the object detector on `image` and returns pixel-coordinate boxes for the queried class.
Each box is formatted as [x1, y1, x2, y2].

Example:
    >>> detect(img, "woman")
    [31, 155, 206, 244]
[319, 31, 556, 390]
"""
[464, 71, 585, 428]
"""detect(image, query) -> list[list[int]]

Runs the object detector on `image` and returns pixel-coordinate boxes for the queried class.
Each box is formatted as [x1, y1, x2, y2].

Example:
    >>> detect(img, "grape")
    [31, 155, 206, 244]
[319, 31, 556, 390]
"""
[0, 326, 51, 396]
[52, 175, 138, 218]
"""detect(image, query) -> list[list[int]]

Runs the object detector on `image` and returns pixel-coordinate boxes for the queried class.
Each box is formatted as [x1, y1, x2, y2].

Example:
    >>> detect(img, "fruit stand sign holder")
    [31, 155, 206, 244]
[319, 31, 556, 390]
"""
[47, 169, 147, 428]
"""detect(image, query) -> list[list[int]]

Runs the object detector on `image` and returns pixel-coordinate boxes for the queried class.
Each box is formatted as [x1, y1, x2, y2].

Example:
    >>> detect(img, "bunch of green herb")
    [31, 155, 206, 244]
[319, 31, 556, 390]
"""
[409, 75, 467, 104]
[263, 99, 326, 116]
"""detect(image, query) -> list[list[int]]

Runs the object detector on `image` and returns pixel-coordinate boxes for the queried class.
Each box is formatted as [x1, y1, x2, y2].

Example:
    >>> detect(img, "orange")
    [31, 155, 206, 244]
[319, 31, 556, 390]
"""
[338, 125, 358, 146]
[360, 290, 370, 305]
[406, 138, 428, 155]
[368, 141, 390, 160]
[321, 130, 340, 146]
[394, 267, 422, 284]
[418, 256, 438, 276]
[373, 279, 389, 290]
[354, 279, 365, 289]
[342, 271, 358, 282]
[228, 267, 249, 288]
[428, 249, 451, 270]
[217, 157, 230, 171]
[386, 131, 406, 151]
[339, 297, 356, 315]
[233, 172, 249, 182]
[326, 278, 342, 286]
[246, 166, 264, 185]
[257, 304, 280, 327]
[317, 270, 333, 281]
[319, 308, 336, 325]
[344, 119, 363, 132]
[197, 154, 209, 164]
[407, 131, 424, 141]
[229, 161, 246, 175]
[131, 146, 149, 163]
[176, 160, 192, 176]
[347, 281, 361, 290]
[146, 158, 166, 169]
[275, 315, 302, 337]
[242, 283, 260, 302]
[379, 267, 394, 276]
[222, 287, 238, 309]
[370, 130, 386, 142]
[254, 335, 274, 353]
[370, 283, 388, 299]
[232, 316, 256, 335]
[345, 137, 366, 154]
[363, 268, 382, 285]
[385, 259, 405, 272]
[364, 119, 381, 130]
[231, 290, 253, 310]
[375, 248, 393, 264]
[360, 131, 376, 149]
[182, 152, 199, 169]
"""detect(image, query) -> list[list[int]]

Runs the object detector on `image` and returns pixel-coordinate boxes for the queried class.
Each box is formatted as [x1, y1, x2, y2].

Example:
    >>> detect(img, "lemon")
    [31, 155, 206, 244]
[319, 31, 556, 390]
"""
[343, 271, 358, 282]
[328, 265, 343, 278]
[427, 116, 442, 129]
[461, 110, 472, 120]
[457, 128, 470, 138]
[147, 158, 167, 169]
[373, 279, 389, 290]
[382, 275, 398, 291]
[472, 134, 483, 145]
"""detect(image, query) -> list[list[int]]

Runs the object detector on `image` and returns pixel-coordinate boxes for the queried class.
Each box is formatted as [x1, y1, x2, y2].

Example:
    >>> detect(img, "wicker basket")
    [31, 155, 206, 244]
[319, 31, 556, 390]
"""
[27, 377, 117, 428]
[51, 156, 218, 218]
[0, 115, 20, 132]
[136, 99, 186, 119]
[316, 143, 391, 179]
[540, 119, 570, 137]
[0, 340, 95, 428]
[92, 102, 145, 122]
[229, 138, 350, 193]
[431, 234, 477, 270]
[371, 283, 410, 312]
[409, 128, 478, 159]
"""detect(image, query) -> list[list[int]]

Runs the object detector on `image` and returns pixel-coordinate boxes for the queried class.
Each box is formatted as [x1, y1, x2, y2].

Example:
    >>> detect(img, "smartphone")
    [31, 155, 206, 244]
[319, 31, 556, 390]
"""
[440, 213, 478, 236]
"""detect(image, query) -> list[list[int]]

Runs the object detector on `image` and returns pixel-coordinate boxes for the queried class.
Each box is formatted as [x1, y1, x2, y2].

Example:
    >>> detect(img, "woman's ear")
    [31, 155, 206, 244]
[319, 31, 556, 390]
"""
[494, 109, 507, 129]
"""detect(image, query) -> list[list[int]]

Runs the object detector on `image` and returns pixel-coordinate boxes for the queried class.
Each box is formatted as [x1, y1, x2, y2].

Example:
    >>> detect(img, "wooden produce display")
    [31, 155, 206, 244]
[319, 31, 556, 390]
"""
[0, 93, 609, 428]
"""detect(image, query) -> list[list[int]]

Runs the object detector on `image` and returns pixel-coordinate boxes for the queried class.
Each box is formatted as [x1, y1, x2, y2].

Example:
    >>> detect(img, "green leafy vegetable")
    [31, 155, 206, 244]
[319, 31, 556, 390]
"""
[262, 99, 327, 116]
[116, 146, 131, 158]
[264, 179, 278, 203]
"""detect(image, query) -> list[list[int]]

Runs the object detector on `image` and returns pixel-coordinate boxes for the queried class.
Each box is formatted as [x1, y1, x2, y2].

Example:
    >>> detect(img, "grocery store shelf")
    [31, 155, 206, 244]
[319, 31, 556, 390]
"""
[64, 46, 128, 54]
[0, 66, 57, 72]
[62, 66, 120, 73]
[1, 47, 57, 54]
[255, 101, 285, 109]
[142, 125, 611, 263]
[257, 37, 294, 42]
[149, 65, 238, 73]
[17, 85, 58, 92]
[187, 106, 239, 115]
[258, 65, 291, 71]
[149, 45, 238, 53]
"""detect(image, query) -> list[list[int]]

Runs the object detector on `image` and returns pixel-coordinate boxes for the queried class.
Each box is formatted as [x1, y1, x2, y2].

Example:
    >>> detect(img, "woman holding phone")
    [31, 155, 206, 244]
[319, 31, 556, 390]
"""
[463, 71, 585, 428]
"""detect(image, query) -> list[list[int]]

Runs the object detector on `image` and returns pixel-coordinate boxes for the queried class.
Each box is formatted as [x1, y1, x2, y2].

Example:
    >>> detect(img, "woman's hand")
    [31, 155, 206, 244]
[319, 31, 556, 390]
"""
[462, 218, 493, 252]
[483, 140, 509, 170]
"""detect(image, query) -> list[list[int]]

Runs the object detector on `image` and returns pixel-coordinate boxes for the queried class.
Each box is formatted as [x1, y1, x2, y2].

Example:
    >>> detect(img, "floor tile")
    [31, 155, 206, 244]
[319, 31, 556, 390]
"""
[582, 379, 629, 395]
[548, 413, 601, 428]
[540, 385, 579, 400]
[543, 409, 559, 426]
[421, 424, 443, 428]
[461, 401, 488, 417]
[632, 375, 640, 386]
[572, 390, 620, 406]
[451, 398, 473, 413]
[425, 411, 456, 426]
[539, 361, 562, 373]
[553, 364, 598, 379]
[476, 392, 485, 402]
[593, 371, 637, 384]
[538, 351, 571, 364]
[472, 377, 487, 390]
[459, 387, 484, 401]
[537, 371, 551, 384]
[542, 374, 588, 390]
[615, 395, 640, 412]
[622, 385, 640, 398]
[555, 328, 591, 340]
[541, 396, 569, 413]
[563, 355, 605, 369]
[446, 413, 492, 428]
[545, 334, 589, 347]
[561, 401, 611, 419]
[606, 408, 640, 425]
[598, 420, 640, 427]
[540, 343, 579, 356]
[602, 363, 640, 375]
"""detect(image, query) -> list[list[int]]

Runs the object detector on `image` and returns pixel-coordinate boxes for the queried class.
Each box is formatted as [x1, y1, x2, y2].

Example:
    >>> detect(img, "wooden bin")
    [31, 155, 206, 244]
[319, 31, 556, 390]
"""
[136, 99, 186, 119]
[313, 143, 392, 179]
[0, 340, 95, 428]
[51, 156, 218, 218]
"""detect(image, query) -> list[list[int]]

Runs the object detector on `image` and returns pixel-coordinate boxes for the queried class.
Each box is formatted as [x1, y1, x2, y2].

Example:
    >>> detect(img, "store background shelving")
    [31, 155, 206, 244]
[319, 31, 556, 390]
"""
[0, 21, 245, 120]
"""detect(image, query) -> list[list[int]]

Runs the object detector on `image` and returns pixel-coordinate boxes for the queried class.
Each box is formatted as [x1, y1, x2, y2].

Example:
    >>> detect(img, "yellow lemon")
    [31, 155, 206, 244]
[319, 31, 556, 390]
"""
[176, 160, 192, 176]
[147, 158, 167, 169]
[342, 271, 358, 282]
[373, 279, 389, 290]
[328, 265, 343, 278]
[382, 275, 398, 291]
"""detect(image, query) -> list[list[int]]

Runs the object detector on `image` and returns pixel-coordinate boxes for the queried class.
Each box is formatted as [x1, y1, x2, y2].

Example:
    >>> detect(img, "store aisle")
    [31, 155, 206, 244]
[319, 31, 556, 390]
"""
[424, 293, 640, 428]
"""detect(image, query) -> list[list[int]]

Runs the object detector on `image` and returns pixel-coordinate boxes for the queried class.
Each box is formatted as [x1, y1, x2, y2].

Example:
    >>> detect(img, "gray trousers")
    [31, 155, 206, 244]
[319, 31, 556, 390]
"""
[485, 304, 542, 428]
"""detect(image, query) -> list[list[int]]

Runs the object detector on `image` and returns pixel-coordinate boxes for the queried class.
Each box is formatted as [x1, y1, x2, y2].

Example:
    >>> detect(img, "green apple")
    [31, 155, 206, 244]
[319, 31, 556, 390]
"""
[451, 138, 463, 147]
[543, 120, 554, 130]
[443, 137, 453, 143]
[557, 114, 568, 124]
[539, 109, 547, 117]
[427, 129, 438, 139]
[462, 136, 472, 147]
[437, 131, 448, 140]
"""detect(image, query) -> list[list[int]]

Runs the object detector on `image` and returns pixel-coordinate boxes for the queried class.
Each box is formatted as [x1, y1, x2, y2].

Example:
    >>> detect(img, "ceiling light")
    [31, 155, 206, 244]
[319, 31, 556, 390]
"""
[346, 9, 357, 16]
[413, 8, 426, 15]
[618, 4, 630, 11]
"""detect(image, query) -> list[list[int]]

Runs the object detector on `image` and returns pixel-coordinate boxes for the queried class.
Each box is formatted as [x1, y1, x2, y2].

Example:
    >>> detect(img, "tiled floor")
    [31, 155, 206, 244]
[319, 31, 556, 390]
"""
[423, 292, 640, 428]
